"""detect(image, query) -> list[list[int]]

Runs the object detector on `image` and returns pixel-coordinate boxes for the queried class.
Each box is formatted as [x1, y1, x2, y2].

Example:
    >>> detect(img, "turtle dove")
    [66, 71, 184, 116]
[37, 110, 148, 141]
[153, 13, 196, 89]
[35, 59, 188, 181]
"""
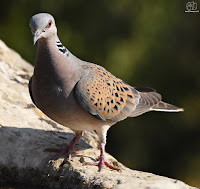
[29, 13, 183, 171]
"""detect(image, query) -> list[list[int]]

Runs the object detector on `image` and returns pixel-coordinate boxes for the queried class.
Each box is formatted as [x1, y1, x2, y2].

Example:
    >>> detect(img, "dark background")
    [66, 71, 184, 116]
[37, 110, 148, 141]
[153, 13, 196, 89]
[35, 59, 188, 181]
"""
[0, 0, 199, 187]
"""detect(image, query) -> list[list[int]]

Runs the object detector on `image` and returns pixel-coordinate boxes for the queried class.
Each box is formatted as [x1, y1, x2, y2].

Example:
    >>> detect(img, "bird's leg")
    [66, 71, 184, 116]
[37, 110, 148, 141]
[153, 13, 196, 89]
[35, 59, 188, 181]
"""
[85, 142, 120, 172]
[84, 125, 120, 171]
[45, 131, 83, 160]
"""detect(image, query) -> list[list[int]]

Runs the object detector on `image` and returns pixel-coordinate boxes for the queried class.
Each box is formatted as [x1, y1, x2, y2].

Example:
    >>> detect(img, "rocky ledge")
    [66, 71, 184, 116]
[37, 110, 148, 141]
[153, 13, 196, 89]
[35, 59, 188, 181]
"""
[0, 40, 197, 189]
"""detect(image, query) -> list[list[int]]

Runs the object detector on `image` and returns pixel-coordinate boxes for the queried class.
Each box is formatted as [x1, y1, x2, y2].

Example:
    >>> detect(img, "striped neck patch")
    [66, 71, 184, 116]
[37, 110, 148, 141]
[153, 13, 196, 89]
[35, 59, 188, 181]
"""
[56, 40, 70, 57]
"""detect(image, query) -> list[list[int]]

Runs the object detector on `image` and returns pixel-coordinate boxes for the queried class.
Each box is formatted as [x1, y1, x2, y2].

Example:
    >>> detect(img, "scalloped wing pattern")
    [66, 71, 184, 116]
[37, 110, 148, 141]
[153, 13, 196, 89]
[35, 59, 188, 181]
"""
[75, 64, 140, 122]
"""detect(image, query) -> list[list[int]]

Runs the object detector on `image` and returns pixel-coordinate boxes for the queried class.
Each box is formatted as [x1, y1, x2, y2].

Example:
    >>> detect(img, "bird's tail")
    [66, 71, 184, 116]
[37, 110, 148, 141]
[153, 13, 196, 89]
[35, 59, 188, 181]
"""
[150, 101, 184, 112]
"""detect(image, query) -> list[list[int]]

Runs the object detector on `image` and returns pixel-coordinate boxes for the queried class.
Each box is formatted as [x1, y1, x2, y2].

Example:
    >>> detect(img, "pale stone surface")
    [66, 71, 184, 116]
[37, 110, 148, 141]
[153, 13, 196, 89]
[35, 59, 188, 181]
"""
[113, 179, 197, 189]
[0, 39, 197, 189]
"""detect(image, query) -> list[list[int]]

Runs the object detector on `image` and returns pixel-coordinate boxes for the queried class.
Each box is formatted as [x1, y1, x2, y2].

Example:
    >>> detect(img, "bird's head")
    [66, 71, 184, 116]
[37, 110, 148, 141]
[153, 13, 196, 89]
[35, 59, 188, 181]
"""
[29, 13, 57, 45]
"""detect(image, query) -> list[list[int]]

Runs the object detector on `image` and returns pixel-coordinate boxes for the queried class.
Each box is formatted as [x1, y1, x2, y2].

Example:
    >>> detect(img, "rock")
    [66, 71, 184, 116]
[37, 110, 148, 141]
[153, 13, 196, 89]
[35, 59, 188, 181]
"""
[0, 39, 197, 189]
[113, 179, 196, 189]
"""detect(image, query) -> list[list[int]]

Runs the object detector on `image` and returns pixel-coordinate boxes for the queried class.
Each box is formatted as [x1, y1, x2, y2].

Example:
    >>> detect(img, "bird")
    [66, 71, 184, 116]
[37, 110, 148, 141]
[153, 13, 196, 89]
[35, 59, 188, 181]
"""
[29, 13, 183, 172]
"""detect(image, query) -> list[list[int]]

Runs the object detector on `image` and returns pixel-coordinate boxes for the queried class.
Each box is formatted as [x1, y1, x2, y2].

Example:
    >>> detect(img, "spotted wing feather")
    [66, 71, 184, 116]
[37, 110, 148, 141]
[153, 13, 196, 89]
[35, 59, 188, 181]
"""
[75, 64, 140, 122]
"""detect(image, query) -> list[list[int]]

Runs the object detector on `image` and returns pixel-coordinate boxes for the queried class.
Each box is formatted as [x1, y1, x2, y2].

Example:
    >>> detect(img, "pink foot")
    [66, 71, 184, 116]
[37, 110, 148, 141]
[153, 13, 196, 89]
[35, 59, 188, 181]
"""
[45, 145, 75, 160]
[85, 157, 120, 172]
[84, 143, 120, 172]
[45, 132, 82, 160]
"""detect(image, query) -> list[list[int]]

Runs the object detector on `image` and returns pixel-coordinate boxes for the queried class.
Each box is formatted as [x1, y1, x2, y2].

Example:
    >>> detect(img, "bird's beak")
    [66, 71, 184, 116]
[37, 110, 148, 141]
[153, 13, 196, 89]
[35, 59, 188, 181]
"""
[32, 31, 42, 45]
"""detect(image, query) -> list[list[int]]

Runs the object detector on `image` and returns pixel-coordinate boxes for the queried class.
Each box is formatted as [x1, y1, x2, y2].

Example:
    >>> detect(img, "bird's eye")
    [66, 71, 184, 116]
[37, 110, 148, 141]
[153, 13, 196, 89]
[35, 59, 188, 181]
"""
[46, 20, 52, 28]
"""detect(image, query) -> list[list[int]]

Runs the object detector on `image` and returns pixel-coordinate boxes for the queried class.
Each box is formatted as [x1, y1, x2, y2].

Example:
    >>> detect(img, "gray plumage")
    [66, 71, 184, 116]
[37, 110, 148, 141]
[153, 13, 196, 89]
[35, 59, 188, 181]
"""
[29, 13, 183, 171]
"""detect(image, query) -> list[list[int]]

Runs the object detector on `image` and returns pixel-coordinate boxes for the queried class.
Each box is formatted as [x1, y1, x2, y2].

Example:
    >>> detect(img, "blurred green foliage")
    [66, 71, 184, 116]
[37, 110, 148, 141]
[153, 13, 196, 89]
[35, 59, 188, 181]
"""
[0, 0, 199, 187]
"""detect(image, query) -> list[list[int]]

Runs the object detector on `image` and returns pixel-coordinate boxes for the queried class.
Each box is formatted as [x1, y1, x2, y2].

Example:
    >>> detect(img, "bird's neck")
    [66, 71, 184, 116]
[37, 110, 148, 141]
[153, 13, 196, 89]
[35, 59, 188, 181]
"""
[36, 35, 70, 59]
[35, 35, 76, 67]
[55, 36, 70, 57]
[34, 35, 82, 84]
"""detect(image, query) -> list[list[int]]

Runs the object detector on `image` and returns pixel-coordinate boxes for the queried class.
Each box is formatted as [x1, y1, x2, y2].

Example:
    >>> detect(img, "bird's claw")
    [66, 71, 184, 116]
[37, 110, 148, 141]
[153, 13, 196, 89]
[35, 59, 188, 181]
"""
[44, 146, 73, 160]
[84, 156, 121, 172]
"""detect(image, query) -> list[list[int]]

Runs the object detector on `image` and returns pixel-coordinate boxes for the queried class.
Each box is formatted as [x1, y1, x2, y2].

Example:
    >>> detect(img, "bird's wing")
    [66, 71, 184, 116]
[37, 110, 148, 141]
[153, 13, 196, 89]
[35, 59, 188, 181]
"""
[28, 76, 36, 105]
[74, 64, 140, 122]
[130, 87, 162, 117]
